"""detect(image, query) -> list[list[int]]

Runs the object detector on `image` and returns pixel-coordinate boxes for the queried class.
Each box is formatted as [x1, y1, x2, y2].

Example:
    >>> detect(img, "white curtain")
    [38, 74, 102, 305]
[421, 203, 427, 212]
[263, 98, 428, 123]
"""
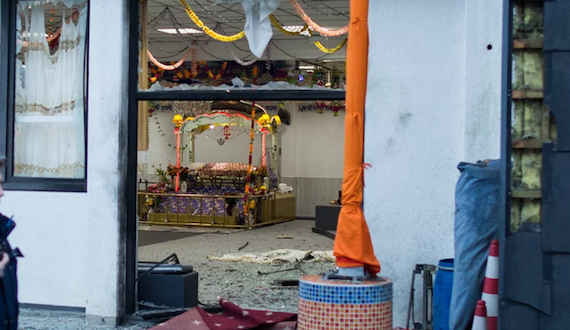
[14, 1, 87, 178]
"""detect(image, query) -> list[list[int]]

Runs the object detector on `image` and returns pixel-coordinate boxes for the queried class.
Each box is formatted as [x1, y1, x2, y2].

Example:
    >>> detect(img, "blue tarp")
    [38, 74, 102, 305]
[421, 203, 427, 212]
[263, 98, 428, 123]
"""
[449, 160, 500, 330]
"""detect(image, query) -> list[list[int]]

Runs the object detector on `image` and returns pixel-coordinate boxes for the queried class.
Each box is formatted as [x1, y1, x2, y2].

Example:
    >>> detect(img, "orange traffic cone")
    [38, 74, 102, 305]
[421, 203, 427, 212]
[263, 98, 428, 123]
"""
[472, 300, 488, 330]
[482, 240, 499, 330]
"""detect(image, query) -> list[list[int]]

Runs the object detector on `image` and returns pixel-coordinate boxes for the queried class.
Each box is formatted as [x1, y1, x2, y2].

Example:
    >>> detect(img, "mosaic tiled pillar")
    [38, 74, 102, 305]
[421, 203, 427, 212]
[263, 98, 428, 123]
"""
[298, 275, 393, 330]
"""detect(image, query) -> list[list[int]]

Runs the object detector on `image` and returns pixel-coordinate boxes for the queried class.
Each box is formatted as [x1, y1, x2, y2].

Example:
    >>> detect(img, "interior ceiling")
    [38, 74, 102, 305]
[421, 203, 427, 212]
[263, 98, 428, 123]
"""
[146, 0, 350, 62]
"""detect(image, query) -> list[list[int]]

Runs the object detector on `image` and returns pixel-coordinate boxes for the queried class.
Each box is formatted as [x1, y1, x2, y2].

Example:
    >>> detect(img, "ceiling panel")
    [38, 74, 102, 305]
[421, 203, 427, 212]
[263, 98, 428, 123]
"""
[145, 0, 350, 61]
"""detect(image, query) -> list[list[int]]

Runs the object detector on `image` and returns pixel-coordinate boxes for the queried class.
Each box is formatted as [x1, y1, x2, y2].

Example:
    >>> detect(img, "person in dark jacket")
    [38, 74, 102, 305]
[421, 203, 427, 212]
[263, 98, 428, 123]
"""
[0, 157, 18, 330]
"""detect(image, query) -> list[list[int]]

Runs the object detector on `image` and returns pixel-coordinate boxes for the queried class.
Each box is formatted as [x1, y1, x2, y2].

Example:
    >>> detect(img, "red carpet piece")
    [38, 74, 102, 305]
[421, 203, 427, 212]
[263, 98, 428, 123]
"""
[149, 299, 296, 330]
[197, 299, 296, 330]
[149, 308, 209, 330]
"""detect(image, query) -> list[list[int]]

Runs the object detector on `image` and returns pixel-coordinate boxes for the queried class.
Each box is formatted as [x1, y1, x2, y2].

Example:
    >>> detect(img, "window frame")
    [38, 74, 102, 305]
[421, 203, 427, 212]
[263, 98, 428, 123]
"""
[0, 0, 90, 192]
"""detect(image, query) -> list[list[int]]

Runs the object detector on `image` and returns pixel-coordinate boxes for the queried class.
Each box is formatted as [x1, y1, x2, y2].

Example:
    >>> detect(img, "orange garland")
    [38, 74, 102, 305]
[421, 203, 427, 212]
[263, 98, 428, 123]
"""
[147, 49, 191, 71]
[190, 48, 198, 77]
[243, 104, 256, 220]
[207, 61, 228, 80]
[289, 0, 349, 37]
[148, 48, 199, 82]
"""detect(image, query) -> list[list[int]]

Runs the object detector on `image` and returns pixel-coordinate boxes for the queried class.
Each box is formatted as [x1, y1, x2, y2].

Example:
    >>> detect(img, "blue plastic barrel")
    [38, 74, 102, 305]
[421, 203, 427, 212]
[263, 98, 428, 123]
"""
[433, 258, 454, 330]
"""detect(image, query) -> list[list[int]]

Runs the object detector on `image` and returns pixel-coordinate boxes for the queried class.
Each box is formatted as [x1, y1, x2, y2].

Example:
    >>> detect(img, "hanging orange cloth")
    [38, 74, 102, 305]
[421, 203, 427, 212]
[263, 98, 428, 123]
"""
[332, 0, 381, 276]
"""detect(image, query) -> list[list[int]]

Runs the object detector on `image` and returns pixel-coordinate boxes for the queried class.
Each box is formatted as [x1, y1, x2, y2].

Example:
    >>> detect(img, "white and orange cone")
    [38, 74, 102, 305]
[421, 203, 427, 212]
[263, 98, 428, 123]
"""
[472, 300, 488, 330]
[482, 240, 499, 330]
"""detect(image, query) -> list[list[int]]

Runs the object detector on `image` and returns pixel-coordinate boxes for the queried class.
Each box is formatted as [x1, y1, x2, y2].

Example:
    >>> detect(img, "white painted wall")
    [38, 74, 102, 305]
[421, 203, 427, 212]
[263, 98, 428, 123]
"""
[147, 103, 345, 180]
[85, 0, 129, 322]
[0, 192, 88, 307]
[363, 0, 502, 326]
[464, 0, 503, 161]
[146, 111, 264, 172]
[0, 0, 130, 323]
[280, 103, 345, 179]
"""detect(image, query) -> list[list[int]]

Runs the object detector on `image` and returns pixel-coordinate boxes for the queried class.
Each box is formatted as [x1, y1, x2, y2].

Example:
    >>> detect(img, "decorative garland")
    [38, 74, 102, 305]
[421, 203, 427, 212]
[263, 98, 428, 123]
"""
[314, 39, 347, 54]
[204, 61, 228, 79]
[227, 45, 257, 66]
[179, 0, 246, 42]
[149, 7, 210, 51]
[289, 0, 349, 37]
[190, 48, 198, 76]
[269, 14, 311, 36]
[147, 106, 189, 152]
[265, 44, 272, 71]
[299, 0, 350, 17]
[192, 0, 245, 23]
[148, 40, 188, 57]
[270, 40, 330, 61]
[243, 103, 256, 220]
[299, 101, 346, 116]
[173, 49, 199, 79]
[147, 49, 191, 71]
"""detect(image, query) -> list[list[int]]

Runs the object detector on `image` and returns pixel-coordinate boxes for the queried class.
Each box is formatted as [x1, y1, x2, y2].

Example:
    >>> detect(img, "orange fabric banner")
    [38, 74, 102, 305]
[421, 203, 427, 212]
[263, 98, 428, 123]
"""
[332, 0, 381, 276]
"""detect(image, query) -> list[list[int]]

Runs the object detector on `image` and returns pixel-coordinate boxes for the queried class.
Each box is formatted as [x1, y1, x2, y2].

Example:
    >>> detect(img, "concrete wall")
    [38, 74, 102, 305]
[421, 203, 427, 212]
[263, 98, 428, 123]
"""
[0, 0, 129, 324]
[364, 0, 502, 326]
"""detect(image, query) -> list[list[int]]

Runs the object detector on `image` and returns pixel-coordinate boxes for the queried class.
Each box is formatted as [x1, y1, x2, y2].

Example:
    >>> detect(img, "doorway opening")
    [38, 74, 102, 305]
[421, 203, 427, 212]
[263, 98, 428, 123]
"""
[128, 0, 351, 316]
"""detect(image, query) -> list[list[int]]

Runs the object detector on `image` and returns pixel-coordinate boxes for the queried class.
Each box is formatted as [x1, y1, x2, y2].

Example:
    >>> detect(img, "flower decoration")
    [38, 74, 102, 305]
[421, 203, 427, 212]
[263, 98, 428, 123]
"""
[147, 181, 166, 193]
[253, 165, 268, 177]
[223, 125, 231, 140]
[153, 164, 169, 184]
[315, 102, 327, 114]
[167, 164, 190, 181]
[207, 62, 228, 80]
[179, 0, 245, 42]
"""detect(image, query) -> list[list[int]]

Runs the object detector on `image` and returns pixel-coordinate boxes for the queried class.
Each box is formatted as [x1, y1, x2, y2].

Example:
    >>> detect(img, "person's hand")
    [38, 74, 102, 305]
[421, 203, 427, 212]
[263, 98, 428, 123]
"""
[0, 253, 10, 277]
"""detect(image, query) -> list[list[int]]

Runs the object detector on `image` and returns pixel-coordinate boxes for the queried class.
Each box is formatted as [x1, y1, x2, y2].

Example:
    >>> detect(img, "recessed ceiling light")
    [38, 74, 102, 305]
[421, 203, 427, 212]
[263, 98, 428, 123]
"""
[157, 28, 203, 35]
[298, 65, 315, 70]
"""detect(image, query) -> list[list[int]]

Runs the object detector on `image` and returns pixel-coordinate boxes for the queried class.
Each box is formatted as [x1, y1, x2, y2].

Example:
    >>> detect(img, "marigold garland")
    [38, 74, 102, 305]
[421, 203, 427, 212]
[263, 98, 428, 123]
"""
[207, 61, 228, 80]
[243, 104, 256, 220]
[314, 39, 347, 54]
[190, 48, 198, 76]
[289, 0, 349, 37]
[179, 0, 245, 42]
[269, 14, 311, 36]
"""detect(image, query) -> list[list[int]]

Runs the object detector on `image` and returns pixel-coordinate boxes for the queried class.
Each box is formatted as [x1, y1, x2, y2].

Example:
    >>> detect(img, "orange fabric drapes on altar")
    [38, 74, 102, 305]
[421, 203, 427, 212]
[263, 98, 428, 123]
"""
[332, 0, 381, 276]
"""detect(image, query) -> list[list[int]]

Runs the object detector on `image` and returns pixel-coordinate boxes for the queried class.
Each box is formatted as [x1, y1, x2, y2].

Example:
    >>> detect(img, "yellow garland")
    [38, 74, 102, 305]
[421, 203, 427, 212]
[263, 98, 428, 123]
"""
[269, 14, 311, 36]
[179, 0, 245, 42]
[314, 39, 347, 54]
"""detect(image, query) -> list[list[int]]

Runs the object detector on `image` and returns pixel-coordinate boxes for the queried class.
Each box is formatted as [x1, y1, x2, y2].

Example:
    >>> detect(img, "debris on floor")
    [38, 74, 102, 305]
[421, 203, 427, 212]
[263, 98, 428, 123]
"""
[139, 221, 334, 313]
[206, 249, 334, 264]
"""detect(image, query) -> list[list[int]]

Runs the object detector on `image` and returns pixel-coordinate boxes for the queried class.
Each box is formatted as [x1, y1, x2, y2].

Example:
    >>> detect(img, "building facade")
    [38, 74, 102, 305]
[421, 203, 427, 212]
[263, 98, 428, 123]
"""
[0, 0, 504, 327]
